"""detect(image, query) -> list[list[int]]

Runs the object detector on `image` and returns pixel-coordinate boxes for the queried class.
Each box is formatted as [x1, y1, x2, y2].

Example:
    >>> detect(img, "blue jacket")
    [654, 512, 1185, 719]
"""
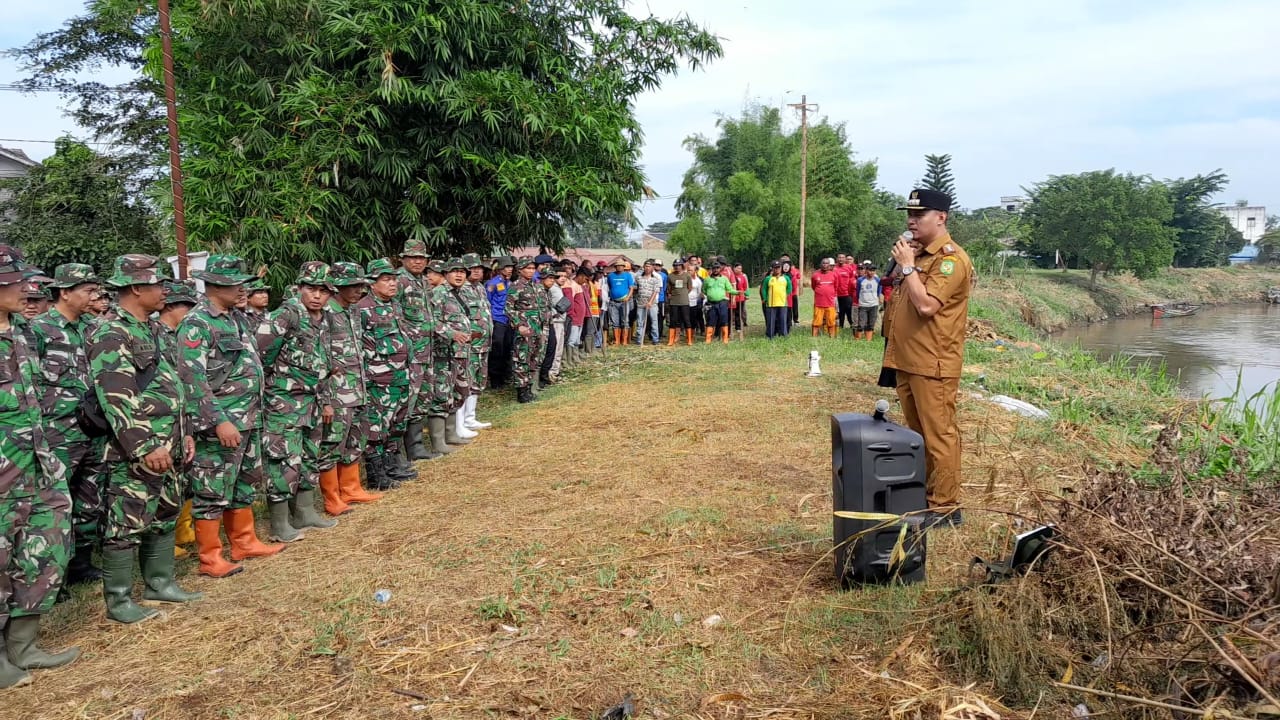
[486, 275, 511, 325]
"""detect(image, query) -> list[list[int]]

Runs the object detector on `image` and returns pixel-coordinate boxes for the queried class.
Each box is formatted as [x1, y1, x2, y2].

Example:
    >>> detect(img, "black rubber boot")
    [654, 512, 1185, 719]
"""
[66, 544, 102, 585]
[364, 451, 398, 491]
[517, 386, 534, 404]
[405, 418, 431, 461]
[385, 440, 417, 480]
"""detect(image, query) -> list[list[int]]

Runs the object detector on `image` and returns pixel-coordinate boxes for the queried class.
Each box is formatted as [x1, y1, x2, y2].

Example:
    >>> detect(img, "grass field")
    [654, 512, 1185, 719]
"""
[16, 292, 1198, 720]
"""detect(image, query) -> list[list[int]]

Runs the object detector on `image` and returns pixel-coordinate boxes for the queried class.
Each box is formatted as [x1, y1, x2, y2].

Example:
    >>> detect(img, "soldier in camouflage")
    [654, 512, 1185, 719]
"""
[424, 259, 473, 454]
[256, 262, 339, 540]
[243, 279, 270, 326]
[0, 245, 79, 687]
[157, 280, 200, 559]
[89, 254, 203, 624]
[20, 281, 50, 321]
[180, 254, 282, 579]
[395, 239, 435, 462]
[28, 263, 109, 587]
[357, 259, 416, 489]
[460, 254, 493, 431]
[319, 262, 382, 509]
[506, 259, 544, 404]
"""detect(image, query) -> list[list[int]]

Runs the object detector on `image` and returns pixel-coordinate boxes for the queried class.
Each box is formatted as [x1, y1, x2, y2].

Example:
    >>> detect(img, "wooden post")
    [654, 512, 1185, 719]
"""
[157, 0, 188, 279]
[788, 95, 819, 273]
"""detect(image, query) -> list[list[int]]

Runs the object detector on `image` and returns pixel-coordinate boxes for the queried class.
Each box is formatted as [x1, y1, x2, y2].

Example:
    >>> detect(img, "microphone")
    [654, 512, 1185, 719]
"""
[885, 231, 912, 276]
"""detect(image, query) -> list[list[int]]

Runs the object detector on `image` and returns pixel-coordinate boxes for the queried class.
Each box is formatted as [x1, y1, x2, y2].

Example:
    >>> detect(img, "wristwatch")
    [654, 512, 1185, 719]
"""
[901, 265, 917, 276]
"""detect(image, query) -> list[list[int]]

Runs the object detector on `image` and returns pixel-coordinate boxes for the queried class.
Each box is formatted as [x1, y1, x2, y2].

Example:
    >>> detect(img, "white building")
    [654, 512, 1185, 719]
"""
[1219, 204, 1266, 243]
[0, 146, 39, 208]
[999, 195, 1027, 213]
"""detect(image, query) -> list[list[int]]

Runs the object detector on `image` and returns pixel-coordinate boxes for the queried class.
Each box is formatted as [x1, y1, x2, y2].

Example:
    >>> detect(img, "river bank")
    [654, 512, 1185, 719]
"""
[969, 265, 1280, 335]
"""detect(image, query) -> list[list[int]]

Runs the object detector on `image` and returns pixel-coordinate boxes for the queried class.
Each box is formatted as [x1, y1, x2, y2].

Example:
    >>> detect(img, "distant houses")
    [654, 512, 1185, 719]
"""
[1219, 203, 1267, 265]
[0, 146, 39, 216]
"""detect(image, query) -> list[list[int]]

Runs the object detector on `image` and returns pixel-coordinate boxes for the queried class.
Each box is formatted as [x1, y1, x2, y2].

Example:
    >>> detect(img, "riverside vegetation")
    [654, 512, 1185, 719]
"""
[13, 266, 1279, 719]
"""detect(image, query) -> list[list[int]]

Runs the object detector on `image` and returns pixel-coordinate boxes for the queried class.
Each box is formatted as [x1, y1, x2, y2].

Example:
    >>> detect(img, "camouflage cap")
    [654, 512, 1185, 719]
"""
[164, 279, 199, 306]
[401, 239, 429, 258]
[22, 280, 51, 300]
[0, 243, 29, 285]
[460, 253, 484, 269]
[106, 254, 169, 288]
[245, 278, 269, 294]
[329, 261, 368, 287]
[193, 254, 256, 286]
[49, 262, 102, 289]
[443, 257, 467, 272]
[366, 257, 397, 279]
[515, 257, 536, 270]
[427, 260, 445, 274]
[296, 260, 332, 287]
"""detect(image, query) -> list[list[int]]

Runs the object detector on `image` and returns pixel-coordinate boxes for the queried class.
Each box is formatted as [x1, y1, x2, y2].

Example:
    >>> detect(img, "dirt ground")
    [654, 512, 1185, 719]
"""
[18, 338, 1059, 720]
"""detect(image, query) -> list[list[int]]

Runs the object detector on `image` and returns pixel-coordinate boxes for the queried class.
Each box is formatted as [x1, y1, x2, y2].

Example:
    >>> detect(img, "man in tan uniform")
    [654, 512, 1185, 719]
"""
[883, 188, 972, 528]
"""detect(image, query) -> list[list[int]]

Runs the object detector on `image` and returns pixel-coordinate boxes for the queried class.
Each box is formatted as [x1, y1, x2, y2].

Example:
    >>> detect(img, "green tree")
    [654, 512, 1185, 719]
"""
[1023, 170, 1176, 287]
[565, 209, 632, 248]
[1165, 170, 1242, 268]
[921, 153, 956, 202]
[0, 138, 161, 275]
[948, 206, 1027, 277]
[9, 6, 166, 191]
[674, 104, 897, 276]
[645, 220, 679, 235]
[14, 0, 721, 291]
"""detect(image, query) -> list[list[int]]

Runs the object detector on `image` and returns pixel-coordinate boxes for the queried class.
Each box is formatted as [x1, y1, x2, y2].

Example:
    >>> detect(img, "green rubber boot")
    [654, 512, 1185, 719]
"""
[101, 549, 158, 624]
[4, 615, 79, 670]
[289, 490, 338, 530]
[140, 532, 203, 604]
[0, 630, 32, 688]
[268, 500, 304, 542]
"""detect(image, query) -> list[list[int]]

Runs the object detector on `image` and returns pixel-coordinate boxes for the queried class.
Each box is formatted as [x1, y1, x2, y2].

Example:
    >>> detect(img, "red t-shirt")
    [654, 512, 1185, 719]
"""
[569, 284, 587, 325]
[811, 270, 838, 308]
[788, 267, 802, 298]
[833, 265, 855, 296]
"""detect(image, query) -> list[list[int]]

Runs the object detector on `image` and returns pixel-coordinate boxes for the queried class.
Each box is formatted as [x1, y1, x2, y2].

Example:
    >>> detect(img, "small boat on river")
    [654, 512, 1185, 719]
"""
[1151, 302, 1201, 319]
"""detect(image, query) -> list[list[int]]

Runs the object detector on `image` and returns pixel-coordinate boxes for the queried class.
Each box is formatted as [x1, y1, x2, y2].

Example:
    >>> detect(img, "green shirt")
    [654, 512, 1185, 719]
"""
[703, 275, 735, 303]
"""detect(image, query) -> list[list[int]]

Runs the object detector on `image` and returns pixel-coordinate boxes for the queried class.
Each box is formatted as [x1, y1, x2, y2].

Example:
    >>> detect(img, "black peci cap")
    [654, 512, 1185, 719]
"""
[898, 188, 952, 212]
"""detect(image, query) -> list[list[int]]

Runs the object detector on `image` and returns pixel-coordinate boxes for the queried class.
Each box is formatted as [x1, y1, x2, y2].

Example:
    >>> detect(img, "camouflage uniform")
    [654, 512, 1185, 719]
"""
[357, 259, 413, 445]
[178, 259, 265, 520]
[460, 254, 493, 394]
[87, 261, 187, 551]
[320, 263, 368, 470]
[255, 268, 332, 504]
[27, 263, 108, 576]
[506, 261, 545, 392]
[1, 291, 71, 621]
[428, 261, 473, 418]
[395, 241, 434, 421]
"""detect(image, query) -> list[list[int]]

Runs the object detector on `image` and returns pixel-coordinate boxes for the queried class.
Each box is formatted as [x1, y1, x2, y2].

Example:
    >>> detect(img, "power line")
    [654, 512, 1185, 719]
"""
[0, 137, 118, 147]
[0, 85, 60, 93]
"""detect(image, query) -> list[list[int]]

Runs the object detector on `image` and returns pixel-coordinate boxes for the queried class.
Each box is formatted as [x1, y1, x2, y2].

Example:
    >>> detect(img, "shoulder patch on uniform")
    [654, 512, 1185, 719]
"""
[940, 257, 957, 276]
[943, 244, 956, 254]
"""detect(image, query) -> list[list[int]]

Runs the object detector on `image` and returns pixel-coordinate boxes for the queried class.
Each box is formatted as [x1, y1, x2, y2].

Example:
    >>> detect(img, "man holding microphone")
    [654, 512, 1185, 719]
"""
[882, 189, 973, 528]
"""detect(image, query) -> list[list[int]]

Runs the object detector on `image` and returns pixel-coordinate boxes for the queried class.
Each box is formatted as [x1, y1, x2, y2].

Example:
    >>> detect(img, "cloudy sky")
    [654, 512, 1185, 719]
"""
[4, 0, 1278, 228]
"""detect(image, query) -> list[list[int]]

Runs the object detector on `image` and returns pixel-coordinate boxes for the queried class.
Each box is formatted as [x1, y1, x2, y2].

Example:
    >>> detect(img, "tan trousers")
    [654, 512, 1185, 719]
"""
[895, 371, 962, 507]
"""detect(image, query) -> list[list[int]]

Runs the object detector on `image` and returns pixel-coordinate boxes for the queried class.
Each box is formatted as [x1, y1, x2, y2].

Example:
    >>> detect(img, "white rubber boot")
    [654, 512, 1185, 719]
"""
[464, 395, 491, 430]
[455, 406, 479, 439]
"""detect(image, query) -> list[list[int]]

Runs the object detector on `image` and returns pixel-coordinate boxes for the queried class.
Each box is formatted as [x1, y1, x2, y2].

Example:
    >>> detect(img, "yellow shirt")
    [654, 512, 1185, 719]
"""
[765, 276, 790, 307]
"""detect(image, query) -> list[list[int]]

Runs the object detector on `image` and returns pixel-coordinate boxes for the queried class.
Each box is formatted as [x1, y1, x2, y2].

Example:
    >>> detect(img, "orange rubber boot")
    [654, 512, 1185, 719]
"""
[195, 518, 243, 578]
[705, 328, 713, 343]
[686, 329, 693, 346]
[338, 462, 382, 503]
[319, 468, 352, 516]
[666, 329, 675, 346]
[721, 327, 730, 344]
[225, 507, 285, 561]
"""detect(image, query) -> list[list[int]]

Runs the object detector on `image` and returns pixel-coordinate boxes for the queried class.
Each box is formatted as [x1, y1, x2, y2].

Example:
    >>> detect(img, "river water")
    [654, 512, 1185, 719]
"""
[1053, 304, 1280, 400]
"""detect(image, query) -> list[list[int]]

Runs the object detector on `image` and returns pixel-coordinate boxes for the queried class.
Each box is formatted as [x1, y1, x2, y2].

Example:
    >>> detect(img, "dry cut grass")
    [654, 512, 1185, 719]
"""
[17, 335, 1140, 720]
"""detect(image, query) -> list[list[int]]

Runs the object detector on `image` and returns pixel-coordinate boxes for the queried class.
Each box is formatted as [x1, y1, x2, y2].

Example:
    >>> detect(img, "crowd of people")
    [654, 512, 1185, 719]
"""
[0, 185, 972, 689]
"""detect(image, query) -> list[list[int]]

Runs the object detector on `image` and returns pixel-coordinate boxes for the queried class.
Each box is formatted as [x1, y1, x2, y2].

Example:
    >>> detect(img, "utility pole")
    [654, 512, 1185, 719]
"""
[787, 94, 818, 274]
[157, 0, 189, 279]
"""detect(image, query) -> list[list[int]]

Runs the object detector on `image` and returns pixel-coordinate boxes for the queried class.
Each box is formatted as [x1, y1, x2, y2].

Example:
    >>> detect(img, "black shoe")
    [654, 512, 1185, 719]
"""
[65, 545, 102, 585]
[921, 509, 963, 530]
[517, 386, 534, 404]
